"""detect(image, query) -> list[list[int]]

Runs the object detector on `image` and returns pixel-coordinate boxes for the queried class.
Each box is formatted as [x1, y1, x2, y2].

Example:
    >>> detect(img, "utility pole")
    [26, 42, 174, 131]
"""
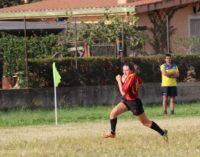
[166, 15, 170, 54]
[24, 17, 28, 88]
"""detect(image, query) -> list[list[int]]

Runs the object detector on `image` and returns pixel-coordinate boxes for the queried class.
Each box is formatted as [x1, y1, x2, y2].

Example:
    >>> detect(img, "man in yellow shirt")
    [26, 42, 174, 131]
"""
[160, 54, 179, 115]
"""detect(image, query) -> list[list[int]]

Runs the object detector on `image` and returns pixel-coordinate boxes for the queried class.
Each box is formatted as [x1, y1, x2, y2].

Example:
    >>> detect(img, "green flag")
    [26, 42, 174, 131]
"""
[52, 62, 61, 87]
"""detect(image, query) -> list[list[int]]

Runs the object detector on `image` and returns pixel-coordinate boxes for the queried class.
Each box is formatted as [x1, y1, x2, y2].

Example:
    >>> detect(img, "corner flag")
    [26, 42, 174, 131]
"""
[52, 62, 61, 125]
[53, 62, 61, 87]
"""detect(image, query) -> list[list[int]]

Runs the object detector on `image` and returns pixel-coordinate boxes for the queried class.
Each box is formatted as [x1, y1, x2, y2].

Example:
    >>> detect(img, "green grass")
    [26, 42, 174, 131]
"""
[0, 102, 200, 127]
[0, 117, 200, 157]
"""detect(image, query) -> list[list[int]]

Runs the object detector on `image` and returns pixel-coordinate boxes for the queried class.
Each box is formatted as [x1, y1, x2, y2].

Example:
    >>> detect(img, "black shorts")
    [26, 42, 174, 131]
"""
[161, 86, 177, 97]
[121, 98, 144, 116]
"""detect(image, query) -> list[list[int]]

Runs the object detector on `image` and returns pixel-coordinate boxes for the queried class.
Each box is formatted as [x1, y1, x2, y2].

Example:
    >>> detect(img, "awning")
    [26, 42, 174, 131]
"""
[0, 6, 135, 20]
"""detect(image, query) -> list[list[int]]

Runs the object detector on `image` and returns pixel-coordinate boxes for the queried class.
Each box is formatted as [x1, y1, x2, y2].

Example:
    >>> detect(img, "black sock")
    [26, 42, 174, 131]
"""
[150, 121, 164, 136]
[110, 118, 117, 135]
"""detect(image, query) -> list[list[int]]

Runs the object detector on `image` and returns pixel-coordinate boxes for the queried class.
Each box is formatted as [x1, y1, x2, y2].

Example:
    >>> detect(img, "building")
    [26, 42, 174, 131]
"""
[0, 0, 200, 54]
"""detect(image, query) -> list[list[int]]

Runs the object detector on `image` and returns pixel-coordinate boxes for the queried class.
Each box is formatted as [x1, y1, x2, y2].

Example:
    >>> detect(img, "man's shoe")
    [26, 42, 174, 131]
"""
[170, 110, 175, 116]
[162, 129, 168, 143]
[163, 110, 168, 116]
[102, 133, 115, 138]
[170, 110, 175, 114]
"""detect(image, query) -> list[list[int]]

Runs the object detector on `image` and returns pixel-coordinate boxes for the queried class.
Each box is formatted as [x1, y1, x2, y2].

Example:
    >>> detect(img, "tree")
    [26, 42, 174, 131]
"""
[62, 14, 146, 56]
[174, 36, 200, 54]
[148, 6, 184, 54]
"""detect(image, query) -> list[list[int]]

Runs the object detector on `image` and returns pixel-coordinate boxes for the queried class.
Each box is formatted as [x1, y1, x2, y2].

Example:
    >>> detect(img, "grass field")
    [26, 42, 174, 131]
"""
[0, 102, 200, 127]
[0, 117, 200, 157]
[0, 103, 199, 157]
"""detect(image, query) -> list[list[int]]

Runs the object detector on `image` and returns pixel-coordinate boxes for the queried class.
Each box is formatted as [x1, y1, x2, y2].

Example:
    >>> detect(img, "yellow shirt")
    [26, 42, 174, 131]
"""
[160, 63, 179, 86]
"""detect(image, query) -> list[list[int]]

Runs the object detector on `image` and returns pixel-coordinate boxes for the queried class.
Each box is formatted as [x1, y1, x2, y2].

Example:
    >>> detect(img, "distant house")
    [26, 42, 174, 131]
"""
[0, 0, 200, 54]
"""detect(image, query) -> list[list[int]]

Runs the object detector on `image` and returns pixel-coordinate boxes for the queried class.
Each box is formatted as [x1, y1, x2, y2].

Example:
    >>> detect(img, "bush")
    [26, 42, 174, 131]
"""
[28, 57, 121, 87]
[0, 59, 2, 87]
[28, 55, 200, 88]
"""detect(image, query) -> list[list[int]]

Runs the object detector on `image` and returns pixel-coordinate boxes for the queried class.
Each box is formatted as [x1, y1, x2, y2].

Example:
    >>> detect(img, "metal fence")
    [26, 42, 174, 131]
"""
[90, 44, 117, 57]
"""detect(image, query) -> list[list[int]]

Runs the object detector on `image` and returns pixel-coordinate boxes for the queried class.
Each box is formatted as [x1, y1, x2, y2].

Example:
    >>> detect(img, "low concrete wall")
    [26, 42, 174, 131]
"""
[0, 82, 200, 109]
[140, 82, 200, 104]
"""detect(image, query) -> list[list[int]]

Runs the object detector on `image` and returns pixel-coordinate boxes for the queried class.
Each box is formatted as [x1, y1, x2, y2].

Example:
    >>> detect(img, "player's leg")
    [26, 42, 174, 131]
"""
[109, 102, 128, 134]
[169, 86, 177, 115]
[130, 99, 168, 142]
[103, 102, 128, 138]
[110, 102, 128, 118]
[136, 113, 162, 133]
[162, 96, 168, 115]
[169, 97, 175, 114]
[136, 113, 168, 142]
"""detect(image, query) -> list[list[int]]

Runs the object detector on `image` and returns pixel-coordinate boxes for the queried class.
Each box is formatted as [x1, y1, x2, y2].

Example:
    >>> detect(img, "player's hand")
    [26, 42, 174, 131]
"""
[166, 72, 174, 78]
[168, 73, 177, 78]
[168, 73, 173, 78]
[116, 75, 122, 82]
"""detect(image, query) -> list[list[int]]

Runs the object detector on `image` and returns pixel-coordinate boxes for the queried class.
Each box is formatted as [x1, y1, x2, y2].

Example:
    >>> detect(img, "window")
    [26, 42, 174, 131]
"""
[190, 18, 200, 37]
[189, 17, 200, 53]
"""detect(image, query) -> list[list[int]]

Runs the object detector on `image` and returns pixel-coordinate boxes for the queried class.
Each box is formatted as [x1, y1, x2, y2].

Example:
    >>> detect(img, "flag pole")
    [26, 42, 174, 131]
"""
[54, 84, 58, 125]
[52, 62, 61, 126]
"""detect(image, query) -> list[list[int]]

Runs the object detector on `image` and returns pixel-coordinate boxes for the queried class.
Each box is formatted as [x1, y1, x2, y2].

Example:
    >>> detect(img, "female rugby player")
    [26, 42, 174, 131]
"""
[103, 62, 168, 142]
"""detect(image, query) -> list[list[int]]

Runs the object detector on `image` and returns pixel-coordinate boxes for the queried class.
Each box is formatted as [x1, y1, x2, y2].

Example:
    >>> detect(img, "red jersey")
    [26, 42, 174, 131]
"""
[122, 73, 143, 100]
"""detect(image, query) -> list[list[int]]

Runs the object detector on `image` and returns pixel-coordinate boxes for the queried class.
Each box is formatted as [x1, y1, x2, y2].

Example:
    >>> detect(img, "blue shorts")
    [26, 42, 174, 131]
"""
[161, 86, 177, 97]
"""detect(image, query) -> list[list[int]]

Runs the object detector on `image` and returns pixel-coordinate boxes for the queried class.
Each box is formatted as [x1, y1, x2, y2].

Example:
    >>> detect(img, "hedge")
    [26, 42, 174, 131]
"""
[0, 59, 2, 87]
[27, 55, 200, 88]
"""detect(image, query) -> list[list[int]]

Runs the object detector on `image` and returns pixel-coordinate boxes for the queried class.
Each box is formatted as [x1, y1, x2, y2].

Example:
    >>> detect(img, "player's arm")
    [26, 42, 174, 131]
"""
[121, 75, 135, 95]
[137, 76, 143, 86]
[174, 71, 179, 78]
[116, 75, 125, 96]
[161, 69, 172, 77]
[121, 74, 126, 83]
[170, 68, 179, 78]
[160, 65, 172, 77]
[136, 76, 144, 96]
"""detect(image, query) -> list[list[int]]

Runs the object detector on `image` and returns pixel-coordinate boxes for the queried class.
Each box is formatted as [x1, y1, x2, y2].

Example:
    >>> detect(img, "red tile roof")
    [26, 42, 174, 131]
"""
[0, 0, 162, 13]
